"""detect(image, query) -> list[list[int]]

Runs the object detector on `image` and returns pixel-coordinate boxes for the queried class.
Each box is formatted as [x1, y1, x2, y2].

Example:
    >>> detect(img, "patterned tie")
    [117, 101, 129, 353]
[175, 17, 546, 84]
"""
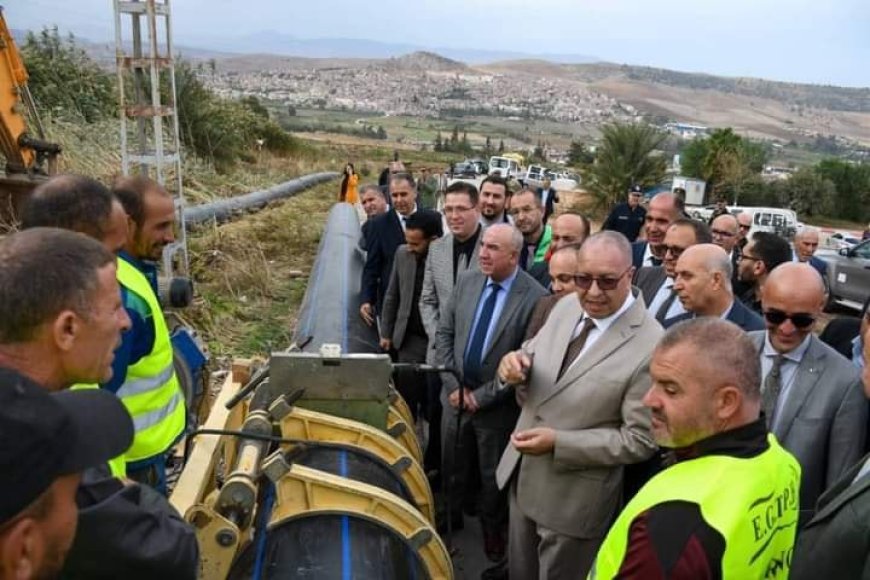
[762, 355, 785, 426]
[463, 284, 501, 387]
[655, 289, 678, 323]
[558, 317, 597, 379]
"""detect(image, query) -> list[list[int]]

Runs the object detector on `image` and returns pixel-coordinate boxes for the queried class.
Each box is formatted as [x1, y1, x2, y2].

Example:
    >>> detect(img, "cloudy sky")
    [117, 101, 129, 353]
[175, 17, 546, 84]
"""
[10, 0, 869, 87]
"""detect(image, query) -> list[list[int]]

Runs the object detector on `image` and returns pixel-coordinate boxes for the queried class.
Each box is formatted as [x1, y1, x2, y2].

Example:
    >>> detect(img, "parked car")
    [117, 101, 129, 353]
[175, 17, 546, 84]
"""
[821, 239, 870, 312]
[450, 161, 477, 178]
[828, 232, 862, 251]
[467, 158, 488, 175]
[488, 156, 522, 180]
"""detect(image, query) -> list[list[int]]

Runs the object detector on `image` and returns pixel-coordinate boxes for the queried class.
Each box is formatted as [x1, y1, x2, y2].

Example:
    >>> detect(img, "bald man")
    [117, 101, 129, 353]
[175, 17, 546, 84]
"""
[670, 244, 765, 331]
[631, 192, 682, 268]
[748, 263, 866, 523]
[524, 245, 580, 341]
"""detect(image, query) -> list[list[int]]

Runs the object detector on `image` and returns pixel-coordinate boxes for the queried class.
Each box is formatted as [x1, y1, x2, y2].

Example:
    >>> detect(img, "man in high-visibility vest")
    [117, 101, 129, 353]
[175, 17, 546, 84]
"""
[110, 175, 186, 493]
[0, 228, 199, 579]
[590, 318, 801, 579]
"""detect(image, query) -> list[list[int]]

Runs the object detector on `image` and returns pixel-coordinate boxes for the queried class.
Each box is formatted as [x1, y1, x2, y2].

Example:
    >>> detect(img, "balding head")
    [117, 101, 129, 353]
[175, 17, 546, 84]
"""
[710, 214, 739, 253]
[673, 244, 733, 316]
[548, 245, 580, 295]
[479, 224, 522, 282]
[644, 192, 682, 252]
[644, 318, 761, 447]
[762, 263, 825, 354]
[793, 227, 820, 262]
[550, 212, 590, 251]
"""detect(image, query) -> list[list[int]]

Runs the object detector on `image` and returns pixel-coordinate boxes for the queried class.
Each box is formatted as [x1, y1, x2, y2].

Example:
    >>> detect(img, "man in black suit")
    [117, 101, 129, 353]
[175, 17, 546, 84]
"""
[670, 244, 765, 331]
[360, 173, 418, 326]
[359, 184, 389, 251]
[630, 191, 682, 268]
[789, 330, 870, 580]
[736, 231, 792, 314]
[380, 210, 443, 419]
[434, 223, 547, 571]
[793, 226, 829, 280]
[536, 178, 559, 224]
[819, 295, 869, 363]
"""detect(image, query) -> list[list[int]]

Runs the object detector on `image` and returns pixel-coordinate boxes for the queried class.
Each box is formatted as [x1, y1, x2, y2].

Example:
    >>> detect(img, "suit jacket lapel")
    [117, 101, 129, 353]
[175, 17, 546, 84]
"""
[775, 337, 825, 439]
[540, 299, 642, 405]
[483, 273, 527, 360]
[808, 454, 870, 525]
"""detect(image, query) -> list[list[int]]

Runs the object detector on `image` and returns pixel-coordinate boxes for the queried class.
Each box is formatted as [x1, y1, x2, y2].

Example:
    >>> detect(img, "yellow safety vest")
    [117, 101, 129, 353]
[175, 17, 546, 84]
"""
[590, 434, 800, 580]
[116, 257, 186, 463]
[69, 383, 128, 478]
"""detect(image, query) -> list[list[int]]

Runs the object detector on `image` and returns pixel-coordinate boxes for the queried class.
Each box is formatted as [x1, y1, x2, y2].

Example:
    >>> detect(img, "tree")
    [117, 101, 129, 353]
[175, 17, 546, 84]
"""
[568, 140, 595, 166]
[815, 159, 870, 222]
[287, 105, 297, 116]
[434, 132, 443, 152]
[376, 125, 387, 140]
[678, 129, 768, 204]
[777, 168, 835, 217]
[582, 123, 667, 212]
[485, 136, 493, 156]
[498, 140, 505, 154]
[241, 95, 269, 119]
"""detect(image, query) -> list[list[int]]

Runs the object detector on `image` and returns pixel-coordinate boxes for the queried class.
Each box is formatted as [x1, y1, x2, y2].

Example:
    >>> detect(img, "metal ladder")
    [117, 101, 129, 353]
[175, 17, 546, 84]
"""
[112, 0, 188, 277]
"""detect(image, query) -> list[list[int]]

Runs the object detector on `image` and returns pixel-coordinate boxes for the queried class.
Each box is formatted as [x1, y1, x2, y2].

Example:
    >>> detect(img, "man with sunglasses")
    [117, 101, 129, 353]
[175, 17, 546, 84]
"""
[737, 231, 792, 315]
[496, 231, 661, 579]
[748, 262, 866, 524]
[635, 219, 712, 325]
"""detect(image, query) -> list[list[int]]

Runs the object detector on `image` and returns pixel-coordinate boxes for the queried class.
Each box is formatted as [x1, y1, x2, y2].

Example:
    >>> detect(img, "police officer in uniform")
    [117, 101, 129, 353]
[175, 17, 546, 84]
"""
[601, 185, 646, 242]
[590, 318, 800, 579]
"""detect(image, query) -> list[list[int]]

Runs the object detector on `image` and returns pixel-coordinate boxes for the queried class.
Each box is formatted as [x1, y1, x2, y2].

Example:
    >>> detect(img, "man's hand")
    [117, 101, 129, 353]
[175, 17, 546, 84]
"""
[379, 338, 392, 351]
[448, 388, 479, 414]
[498, 350, 532, 384]
[511, 427, 556, 455]
[360, 303, 375, 326]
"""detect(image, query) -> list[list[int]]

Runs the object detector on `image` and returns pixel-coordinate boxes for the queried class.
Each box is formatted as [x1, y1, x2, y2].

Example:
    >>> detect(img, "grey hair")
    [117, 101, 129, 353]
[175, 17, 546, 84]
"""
[359, 183, 385, 200]
[657, 318, 761, 400]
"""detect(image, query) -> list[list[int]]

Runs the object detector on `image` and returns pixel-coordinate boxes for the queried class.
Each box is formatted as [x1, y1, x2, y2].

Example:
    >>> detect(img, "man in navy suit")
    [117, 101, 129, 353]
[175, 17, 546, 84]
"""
[793, 226, 829, 280]
[669, 244, 765, 331]
[630, 192, 682, 269]
[536, 178, 559, 224]
[360, 173, 421, 326]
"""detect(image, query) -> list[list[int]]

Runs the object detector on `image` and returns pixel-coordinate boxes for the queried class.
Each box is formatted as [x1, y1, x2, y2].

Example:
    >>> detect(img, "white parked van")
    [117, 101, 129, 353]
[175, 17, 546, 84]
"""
[731, 206, 799, 238]
[488, 156, 521, 180]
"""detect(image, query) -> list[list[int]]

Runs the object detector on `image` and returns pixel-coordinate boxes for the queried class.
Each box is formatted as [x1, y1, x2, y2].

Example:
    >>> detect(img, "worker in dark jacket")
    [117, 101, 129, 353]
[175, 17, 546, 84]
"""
[0, 228, 199, 580]
[601, 185, 646, 242]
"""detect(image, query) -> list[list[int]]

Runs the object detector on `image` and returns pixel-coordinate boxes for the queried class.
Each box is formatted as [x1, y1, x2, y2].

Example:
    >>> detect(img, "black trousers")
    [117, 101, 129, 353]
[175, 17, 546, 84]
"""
[394, 332, 428, 420]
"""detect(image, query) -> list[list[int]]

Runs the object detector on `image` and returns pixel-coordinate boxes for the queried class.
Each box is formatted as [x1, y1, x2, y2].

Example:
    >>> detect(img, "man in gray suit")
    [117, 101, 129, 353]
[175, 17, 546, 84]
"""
[749, 262, 867, 523]
[420, 181, 482, 479]
[496, 231, 662, 579]
[634, 218, 712, 325]
[380, 210, 443, 419]
[791, 326, 870, 579]
[434, 223, 547, 569]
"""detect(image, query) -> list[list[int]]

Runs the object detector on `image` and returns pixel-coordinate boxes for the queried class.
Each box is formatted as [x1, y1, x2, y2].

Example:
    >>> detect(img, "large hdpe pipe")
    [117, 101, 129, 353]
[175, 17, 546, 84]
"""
[292, 202, 380, 354]
[183, 172, 339, 224]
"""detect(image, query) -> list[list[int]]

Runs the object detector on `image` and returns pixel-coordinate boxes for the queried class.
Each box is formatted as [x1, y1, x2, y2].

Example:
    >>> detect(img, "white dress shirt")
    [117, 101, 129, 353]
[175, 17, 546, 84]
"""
[564, 292, 636, 373]
[647, 278, 687, 320]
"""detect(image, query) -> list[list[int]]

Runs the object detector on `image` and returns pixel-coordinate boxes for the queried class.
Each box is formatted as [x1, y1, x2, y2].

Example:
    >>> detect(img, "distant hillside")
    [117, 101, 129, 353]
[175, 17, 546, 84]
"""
[487, 61, 870, 113]
[378, 51, 467, 72]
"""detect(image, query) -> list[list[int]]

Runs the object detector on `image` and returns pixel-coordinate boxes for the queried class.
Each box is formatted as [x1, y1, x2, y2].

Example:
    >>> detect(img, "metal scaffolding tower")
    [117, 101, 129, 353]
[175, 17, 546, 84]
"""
[113, 0, 188, 276]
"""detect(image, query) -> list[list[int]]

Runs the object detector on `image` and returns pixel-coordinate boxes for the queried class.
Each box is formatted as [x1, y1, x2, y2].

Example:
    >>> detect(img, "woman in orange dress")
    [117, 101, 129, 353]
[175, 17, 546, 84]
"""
[339, 163, 359, 204]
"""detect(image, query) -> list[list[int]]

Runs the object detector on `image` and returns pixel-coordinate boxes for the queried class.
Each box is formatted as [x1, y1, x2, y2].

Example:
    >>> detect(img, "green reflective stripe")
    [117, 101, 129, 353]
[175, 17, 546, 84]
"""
[131, 390, 184, 433]
[116, 362, 175, 398]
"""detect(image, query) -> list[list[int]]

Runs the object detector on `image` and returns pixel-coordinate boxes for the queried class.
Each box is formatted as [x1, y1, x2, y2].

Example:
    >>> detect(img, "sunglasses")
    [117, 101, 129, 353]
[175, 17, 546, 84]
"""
[662, 245, 687, 258]
[711, 229, 735, 238]
[763, 309, 815, 329]
[574, 267, 632, 290]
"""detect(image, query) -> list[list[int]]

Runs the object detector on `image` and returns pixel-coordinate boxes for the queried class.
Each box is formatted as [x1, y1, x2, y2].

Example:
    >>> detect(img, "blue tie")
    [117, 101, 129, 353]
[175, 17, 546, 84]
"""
[464, 283, 501, 387]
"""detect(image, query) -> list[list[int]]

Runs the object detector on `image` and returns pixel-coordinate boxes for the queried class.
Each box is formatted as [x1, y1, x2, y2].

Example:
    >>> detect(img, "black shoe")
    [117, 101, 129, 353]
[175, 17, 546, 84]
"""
[481, 558, 508, 580]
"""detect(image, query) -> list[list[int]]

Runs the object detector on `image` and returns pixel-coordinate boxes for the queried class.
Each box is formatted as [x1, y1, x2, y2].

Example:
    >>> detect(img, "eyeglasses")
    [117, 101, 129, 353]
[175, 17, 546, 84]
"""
[738, 224, 751, 230]
[711, 229, 735, 238]
[662, 245, 687, 258]
[739, 253, 761, 262]
[574, 267, 632, 291]
[763, 309, 816, 329]
[443, 206, 474, 215]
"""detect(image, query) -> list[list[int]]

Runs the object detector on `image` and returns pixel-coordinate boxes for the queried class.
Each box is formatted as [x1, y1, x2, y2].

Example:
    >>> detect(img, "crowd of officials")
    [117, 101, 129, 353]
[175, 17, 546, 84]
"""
[1, 166, 867, 579]
[358, 170, 870, 579]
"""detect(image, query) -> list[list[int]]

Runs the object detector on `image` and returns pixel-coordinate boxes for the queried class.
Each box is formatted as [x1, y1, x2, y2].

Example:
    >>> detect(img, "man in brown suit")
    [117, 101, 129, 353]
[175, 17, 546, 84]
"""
[496, 231, 662, 579]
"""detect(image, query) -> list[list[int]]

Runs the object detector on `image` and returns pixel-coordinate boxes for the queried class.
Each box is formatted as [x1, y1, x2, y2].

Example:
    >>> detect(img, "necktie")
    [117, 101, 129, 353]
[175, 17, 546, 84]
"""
[762, 355, 785, 426]
[463, 284, 501, 386]
[558, 317, 597, 379]
[655, 288, 678, 323]
[650, 256, 663, 267]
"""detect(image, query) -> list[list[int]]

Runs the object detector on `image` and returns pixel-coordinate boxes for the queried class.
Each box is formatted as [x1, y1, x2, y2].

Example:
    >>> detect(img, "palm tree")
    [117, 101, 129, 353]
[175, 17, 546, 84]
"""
[583, 123, 667, 212]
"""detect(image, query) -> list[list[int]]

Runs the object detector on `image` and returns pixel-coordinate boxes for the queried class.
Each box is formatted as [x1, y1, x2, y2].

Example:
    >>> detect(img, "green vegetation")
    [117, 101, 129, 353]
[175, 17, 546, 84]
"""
[680, 128, 768, 200]
[581, 123, 667, 212]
